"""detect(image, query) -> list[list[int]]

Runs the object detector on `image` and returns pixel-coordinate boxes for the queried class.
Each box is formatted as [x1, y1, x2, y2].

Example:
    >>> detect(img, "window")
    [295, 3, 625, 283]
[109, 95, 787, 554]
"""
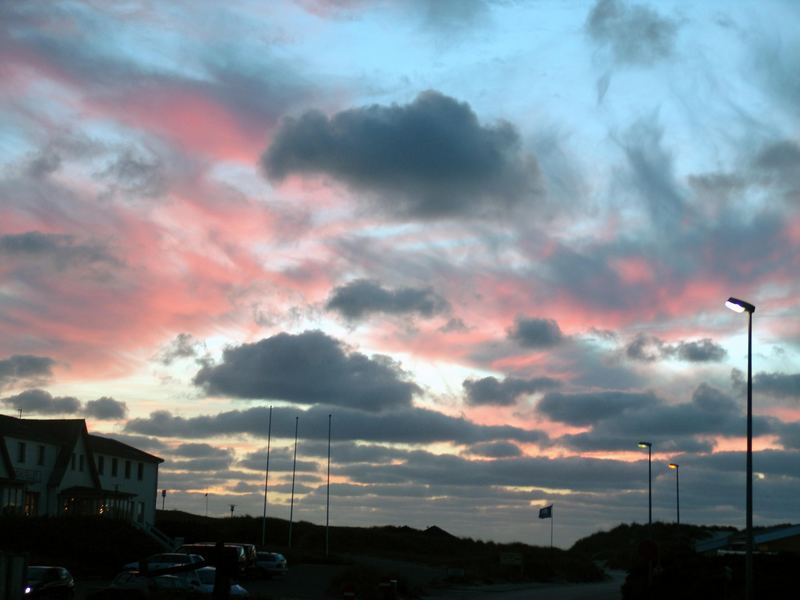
[98, 455, 105, 475]
[137, 462, 143, 481]
[17, 442, 26, 464]
[111, 458, 118, 477]
[79, 454, 85, 472]
[37, 445, 45, 466]
[70, 453, 76, 470]
[124, 460, 131, 479]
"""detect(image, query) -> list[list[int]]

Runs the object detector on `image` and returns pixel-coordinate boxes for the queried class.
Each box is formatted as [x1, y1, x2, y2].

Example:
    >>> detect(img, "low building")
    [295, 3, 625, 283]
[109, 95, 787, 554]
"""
[0, 415, 163, 528]
[696, 524, 800, 555]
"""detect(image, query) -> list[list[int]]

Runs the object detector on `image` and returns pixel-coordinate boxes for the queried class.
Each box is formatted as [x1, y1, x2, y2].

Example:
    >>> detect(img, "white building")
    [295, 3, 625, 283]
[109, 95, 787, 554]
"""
[0, 415, 163, 528]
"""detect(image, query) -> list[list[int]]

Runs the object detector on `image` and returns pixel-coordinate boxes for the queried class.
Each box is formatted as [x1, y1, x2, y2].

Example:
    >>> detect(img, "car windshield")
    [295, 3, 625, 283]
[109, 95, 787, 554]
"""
[26, 567, 51, 582]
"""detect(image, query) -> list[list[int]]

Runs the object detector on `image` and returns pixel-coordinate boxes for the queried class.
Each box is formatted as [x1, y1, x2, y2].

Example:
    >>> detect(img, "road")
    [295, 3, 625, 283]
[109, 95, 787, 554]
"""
[420, 571, 626, 600]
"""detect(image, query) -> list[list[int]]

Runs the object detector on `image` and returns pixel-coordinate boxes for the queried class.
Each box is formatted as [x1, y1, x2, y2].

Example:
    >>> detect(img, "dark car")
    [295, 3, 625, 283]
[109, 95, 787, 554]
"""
[178, 543, 247, 574]
[24, 566, 75, 599]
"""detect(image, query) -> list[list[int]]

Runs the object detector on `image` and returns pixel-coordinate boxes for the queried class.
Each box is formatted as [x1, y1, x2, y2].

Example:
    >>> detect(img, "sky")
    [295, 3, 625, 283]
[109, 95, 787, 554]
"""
[1, 0, 799, 548]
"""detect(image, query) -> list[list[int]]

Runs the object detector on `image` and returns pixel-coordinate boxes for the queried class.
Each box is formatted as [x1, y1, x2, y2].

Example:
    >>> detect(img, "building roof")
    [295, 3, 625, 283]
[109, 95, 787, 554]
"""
[89, 434, 163, 464]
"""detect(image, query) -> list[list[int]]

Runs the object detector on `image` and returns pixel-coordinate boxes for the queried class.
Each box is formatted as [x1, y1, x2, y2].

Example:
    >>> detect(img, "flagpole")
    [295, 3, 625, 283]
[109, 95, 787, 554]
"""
[325, 413, 332, 557]
[261, 405, 272, 547]
[288, 415, 299, 548]
[550, 507, 554, 550]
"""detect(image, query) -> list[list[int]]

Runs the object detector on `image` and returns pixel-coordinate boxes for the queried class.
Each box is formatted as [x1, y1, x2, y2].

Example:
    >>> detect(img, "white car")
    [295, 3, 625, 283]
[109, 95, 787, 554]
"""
[122, 552, 205, 572]
[255, 551, 288, 577]
[195, 566, 249, 597]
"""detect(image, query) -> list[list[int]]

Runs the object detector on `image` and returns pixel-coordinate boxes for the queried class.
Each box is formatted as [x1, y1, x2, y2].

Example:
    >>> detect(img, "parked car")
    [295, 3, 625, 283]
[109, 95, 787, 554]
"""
[255, 552, 287, 577]
[195, 566, 249, 597]
[108, 568, 202, 595]
[123, 552, 205, 572]
[231, 543, 257, 569]
[179, 543, 247, 574]
[24, 566, 74, 599]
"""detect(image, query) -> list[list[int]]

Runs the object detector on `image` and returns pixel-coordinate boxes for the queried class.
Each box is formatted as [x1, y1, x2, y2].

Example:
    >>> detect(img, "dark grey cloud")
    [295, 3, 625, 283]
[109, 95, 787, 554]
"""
[586, 0, 679, 65]
[25, 149, 62, 179]
[626, 333, 726, 363]
[0, 231, 119, 270]
[753, 372, 800, 400]
[1, 389, 81, 415]
[463, 375, 561, 407]
[326, 279, 449, 320]
[173, 443, 234, 459]
[619, 117, 685, 226]
[538, 390, 657, 426]
[157, 333, 202, 366]
[0, 355, 55, 390]
[262, 91, 540, 220]
[125, 404, 548, 446]
[468, 441, 522, 459]
[549, 384, 778, 452]
[83, 396, 128, 420]
[508, 317, 564, 348]
[238, 447, 320, 474]
[97, 148, 165, 198]
[193, 330, 420, 412]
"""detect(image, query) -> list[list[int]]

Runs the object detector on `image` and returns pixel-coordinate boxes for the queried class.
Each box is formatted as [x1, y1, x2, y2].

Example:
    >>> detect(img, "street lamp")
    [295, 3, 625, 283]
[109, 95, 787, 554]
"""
[638, 441, 652, 526]
[668, 463, 680, 526]
[726, 296, 755, 600]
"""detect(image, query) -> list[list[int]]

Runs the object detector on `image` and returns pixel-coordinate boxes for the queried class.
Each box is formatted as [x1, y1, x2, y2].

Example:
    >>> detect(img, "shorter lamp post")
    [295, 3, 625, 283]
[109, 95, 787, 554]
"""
[638, 441, 652, 527]
[668, 463, 680, 525]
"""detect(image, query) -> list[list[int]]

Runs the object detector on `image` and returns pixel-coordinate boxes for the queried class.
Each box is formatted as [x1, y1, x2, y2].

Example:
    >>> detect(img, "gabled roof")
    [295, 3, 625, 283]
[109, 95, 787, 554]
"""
[89, 434, 163, 464]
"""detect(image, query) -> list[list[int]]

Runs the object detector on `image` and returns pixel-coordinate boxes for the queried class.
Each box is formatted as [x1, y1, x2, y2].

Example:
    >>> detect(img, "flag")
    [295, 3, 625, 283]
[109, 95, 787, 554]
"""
[538, 504, 553, 519]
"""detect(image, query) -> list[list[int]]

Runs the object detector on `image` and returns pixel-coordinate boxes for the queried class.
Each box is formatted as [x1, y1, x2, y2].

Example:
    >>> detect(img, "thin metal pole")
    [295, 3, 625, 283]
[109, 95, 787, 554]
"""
[745, 310, 753, 600]
[648, 444, 652, 527]
[676, 467, 680, 526]
[261, 406, 273, 547]
[288, 416, 299, 548]
[205, 492, 208, 518]
[550, 507, 553, 550]
[326, 413, 332, 557]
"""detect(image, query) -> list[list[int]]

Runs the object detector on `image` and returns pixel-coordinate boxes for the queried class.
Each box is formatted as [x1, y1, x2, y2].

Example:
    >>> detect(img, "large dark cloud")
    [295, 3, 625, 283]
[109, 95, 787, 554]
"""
[83, 397, 128, 420]
[125, 404, 548, 446]
[194, 330, 420, 412]
[463, 375, 561, 406]
[538, 390, 657, 426]
[1, 388, 81, 415]
[548, 384, 778, 452]
[326, 279, 449, 320]
[752, 372, 800, 400]
[626, 334, 727, 363]
[586, 0, 679, 65]
[0, 355, 55, 389]
[508, 317, 564, 348]
[262, 91, 540, 219]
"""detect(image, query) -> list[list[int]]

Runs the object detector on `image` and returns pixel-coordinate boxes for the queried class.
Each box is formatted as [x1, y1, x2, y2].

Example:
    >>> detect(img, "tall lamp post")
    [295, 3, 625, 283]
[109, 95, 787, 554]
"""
[668, 463, 680, 525]
[638, 441, 652, 527]
[726, 296, 755, 600]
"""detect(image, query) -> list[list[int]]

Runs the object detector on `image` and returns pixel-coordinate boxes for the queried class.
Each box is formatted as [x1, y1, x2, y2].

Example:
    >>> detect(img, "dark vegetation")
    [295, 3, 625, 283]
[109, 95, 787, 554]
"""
[571, 522, 798, 600]
[0, 515, 161, 577]
[156, 510, 605, 585]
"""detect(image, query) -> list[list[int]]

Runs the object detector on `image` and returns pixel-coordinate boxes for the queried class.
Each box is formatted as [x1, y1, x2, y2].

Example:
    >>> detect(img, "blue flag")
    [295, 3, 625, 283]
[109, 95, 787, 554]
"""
[538, 504, 553, 519]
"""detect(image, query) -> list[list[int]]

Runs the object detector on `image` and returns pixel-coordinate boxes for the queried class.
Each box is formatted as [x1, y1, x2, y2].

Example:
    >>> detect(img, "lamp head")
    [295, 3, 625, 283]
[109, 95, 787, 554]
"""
[638, 441, 651, 449]
[668, 463, 679, 470]
[725, 297, 755, 314]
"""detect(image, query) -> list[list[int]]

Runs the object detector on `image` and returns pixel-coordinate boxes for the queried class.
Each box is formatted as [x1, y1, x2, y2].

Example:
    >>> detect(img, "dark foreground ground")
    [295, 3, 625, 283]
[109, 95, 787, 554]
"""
[75, 560, 624, 600]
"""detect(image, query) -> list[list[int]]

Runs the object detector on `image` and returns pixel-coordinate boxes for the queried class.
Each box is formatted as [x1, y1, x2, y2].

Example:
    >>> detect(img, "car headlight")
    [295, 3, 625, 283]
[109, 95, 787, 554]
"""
[24, 586, 32, 594]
